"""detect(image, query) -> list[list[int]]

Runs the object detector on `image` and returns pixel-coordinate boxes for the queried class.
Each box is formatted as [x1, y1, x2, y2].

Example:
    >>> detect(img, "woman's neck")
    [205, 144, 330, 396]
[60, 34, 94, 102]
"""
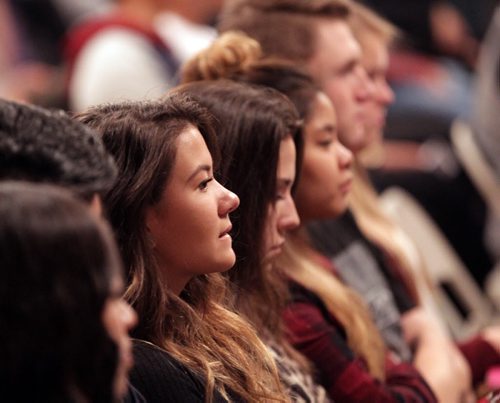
[166, 275, 190, 296]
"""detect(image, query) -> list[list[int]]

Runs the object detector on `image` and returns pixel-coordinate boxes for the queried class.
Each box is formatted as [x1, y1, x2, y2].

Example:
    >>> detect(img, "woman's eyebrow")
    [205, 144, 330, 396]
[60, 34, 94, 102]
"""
[187, 164, 211, 183]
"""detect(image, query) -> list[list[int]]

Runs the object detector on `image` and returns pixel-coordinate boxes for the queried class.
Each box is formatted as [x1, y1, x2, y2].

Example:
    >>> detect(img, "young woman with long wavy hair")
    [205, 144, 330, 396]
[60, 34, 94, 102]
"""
[180, 31, 439, 402]
[173, 77, 333, 402]
[77, 95, 287, 403]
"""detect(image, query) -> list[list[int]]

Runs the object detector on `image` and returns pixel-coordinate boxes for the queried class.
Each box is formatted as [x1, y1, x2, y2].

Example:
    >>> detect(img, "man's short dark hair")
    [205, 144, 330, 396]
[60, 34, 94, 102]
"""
[0, 98, 116, 201]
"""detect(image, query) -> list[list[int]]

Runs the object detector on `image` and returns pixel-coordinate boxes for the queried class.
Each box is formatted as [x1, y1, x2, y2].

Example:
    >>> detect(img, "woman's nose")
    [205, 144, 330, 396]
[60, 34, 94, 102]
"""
[279, 196, 300, 233]
[337, 142, 353, 169]
[218, 181, 240, 215]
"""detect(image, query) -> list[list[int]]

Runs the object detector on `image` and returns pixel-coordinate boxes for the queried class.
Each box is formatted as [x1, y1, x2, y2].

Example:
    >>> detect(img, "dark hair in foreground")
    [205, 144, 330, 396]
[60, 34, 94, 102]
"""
[0, 98, 116, 201]
[77, 96, 287, 402]
[0, 181, 121, 402]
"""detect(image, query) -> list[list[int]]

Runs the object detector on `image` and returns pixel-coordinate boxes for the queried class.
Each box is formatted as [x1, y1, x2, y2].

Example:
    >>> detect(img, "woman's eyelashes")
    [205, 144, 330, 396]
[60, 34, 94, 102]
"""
[198, 177, 214, 191]
[276, 183, 293, 201]
[317, 138, 333, 148]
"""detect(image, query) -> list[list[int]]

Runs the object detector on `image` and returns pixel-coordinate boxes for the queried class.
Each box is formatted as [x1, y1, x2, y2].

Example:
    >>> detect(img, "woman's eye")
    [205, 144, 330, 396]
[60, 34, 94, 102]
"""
[318, 139, 332, 148]
[198, 178, 213, 191]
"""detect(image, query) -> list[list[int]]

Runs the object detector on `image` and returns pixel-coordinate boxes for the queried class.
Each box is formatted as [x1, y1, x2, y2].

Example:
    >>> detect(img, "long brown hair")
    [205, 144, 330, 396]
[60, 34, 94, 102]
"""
[174, 78, 301, 339]
[182, 31, 387, 379]
[77, 96, 287, 402]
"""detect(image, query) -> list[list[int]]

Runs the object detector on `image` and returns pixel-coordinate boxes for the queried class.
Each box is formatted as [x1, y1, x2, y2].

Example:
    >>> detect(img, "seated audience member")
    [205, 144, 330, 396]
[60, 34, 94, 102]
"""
[0, 181, 137, 402]
[305, 5, 500, 394]
[218, 0, 493, 291]
[359, 0, 477, 140]
[247, 3, 498, 397]
[221, 0, 499, 394]
[77, 96, 288, 402]
[218, 0, 370, 156]
[0, 97, 116, 214]
[64, 0, 178, 111]
[182, 31, 442, 402]
[350, 0, 493, 285]
[175, 74, 330, 401]
[308, 0, 437, 357]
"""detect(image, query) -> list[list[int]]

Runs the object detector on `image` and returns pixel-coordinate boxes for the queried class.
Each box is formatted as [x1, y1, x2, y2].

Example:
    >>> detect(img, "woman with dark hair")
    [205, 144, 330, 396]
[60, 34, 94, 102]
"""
[181, 31, 439, 402]
[177, 57, 335, 401]
[77, 94, 288, 402]
[0, 181, 137, 402]
[174, 79, 302, 324]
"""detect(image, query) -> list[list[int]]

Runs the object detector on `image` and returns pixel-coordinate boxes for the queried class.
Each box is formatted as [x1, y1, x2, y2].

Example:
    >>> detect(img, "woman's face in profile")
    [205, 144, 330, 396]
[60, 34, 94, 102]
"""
[145, 125, 240, 293]
[101, 274, 137, 400]
[294, 92, 353, 222]
[262, 135, 300, 262]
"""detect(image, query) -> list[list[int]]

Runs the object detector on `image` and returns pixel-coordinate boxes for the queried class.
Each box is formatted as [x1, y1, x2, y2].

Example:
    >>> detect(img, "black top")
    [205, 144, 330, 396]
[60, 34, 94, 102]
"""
[123, 383, 147, 403]
[129, 339, 230, 403]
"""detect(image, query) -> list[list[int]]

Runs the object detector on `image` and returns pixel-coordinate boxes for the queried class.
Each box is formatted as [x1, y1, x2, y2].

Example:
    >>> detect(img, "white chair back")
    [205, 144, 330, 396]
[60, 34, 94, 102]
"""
[380, 187, 494, 340]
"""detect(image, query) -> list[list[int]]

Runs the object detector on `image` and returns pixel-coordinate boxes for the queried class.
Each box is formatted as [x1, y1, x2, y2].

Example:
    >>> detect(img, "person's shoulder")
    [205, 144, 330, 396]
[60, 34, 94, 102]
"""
[288, 280, 318, 303]
[132, 339, 190, 377]
[130, 339, 207, 403]
[123, 383, 147, 403]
